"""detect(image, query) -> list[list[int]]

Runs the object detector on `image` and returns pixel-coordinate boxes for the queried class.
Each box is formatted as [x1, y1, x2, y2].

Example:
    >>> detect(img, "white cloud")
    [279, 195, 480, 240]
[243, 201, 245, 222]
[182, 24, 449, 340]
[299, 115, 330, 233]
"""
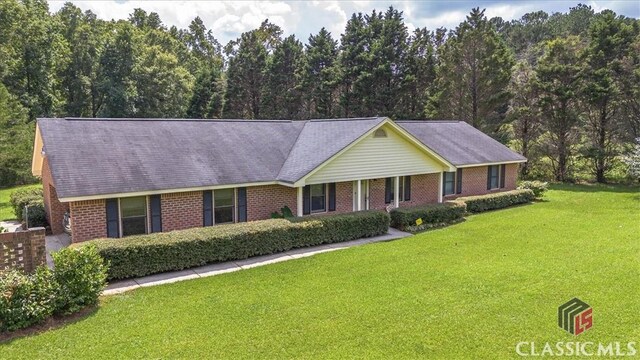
[47, 0, 639, 45]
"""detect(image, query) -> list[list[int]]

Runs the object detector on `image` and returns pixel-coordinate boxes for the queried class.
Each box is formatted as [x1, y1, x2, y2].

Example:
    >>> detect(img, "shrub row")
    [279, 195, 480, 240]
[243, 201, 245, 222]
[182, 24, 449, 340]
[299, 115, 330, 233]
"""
[0, 246, 107, 332]
[9, 187, 47, 227]
[78, 211, 390, 281]
[390, 202, 466, 231]
[456, 189, 535, 213]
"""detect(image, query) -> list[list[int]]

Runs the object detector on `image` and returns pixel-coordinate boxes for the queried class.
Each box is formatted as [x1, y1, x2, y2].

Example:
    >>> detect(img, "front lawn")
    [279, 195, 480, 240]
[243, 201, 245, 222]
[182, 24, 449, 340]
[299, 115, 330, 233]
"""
[2, 184, 639, 358]
[0, 184, 41, 221]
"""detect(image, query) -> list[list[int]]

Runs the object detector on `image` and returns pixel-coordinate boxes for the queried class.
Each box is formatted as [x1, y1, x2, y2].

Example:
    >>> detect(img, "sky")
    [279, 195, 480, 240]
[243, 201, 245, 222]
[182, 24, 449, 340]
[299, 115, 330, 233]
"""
[47, 1, 640, 44]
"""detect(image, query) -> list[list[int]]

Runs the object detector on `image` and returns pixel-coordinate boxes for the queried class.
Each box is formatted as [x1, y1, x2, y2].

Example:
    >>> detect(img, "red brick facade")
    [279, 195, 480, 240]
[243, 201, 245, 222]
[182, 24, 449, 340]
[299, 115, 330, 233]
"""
[246, 185, 297, 221]
[42, 158, 69, 234]
[69, 199, 106, 242]
[62, 165, 520, 242]
[161, 191, 203, 232]
[443, 164, 519, 201]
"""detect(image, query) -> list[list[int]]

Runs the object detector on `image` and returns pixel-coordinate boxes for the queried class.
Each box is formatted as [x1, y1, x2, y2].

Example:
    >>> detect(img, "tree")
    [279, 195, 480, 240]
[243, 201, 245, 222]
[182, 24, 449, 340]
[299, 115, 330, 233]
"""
[338, 13, 368, 117]
[507, 61, 541, 178]
[619, 34, 640, 140]
[535, 37, 584, 182]
[0, 84, 32, 186]
[302, 28, 338, 118]
[261, 35, 304, 119]
[400, 27, 436, 119]
[96, 22, 138, 117]
[429, 8, 514, 136]
[580, 10, 636, 182]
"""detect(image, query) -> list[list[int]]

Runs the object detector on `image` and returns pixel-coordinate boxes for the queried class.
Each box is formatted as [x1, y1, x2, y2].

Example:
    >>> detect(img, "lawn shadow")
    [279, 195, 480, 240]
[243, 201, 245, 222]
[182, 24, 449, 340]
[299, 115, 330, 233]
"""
[550, 183, 640, 194]
[0, 306, 99, 344]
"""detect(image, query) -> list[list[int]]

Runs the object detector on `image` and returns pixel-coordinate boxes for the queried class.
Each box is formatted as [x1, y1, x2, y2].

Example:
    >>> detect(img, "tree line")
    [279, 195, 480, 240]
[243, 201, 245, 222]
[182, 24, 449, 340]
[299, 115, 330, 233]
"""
[0, 0, 639, 187]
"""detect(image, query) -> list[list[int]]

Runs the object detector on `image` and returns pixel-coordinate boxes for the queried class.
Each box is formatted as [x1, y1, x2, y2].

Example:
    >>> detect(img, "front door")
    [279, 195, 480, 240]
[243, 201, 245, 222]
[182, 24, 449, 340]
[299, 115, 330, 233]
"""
[353, 180, 369, 211]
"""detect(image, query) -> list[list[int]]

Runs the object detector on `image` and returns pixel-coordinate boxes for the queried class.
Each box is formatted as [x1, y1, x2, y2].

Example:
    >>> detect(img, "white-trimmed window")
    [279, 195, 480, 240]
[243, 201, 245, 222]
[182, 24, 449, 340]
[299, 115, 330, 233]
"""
[443, 172, 456, 195]
[120, 196, 147, 236]
[214, 188, 235, 224]
[310, 184, 326, 212]
[489, 165, 500, 189]
[389, 176, 409, 202]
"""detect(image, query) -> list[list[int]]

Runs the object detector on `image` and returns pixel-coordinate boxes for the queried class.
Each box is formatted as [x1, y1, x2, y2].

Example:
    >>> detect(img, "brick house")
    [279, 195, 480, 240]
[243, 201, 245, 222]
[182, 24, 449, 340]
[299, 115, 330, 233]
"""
[32, 117, 526, 242]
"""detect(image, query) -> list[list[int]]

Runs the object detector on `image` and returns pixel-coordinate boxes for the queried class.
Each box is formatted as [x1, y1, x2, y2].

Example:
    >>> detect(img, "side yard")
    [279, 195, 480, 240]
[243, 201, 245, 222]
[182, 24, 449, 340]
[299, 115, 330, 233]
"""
[0, 184, 41, 221]
[1, 184, 639, 358]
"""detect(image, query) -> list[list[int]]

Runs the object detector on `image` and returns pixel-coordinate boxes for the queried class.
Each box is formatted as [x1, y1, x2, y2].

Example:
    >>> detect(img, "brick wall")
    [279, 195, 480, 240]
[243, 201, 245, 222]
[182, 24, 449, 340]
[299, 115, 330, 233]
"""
[41, 158, 69, 234]
[443, 164, 519, 201]
[0, 227, 46, 273]
[161, 191, 203, 231]
[70, 199, 106, 243]
[246, 185, 297, 221]
[368, 173, 440, 210]
[334, 181, 353, 214]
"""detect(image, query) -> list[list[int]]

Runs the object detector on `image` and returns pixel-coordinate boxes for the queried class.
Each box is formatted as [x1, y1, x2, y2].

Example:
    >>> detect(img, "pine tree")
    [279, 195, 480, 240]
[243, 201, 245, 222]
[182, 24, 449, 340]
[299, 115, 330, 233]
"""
[261, 35, 304, 119]
[338, 13, 368, 117]
[0, 84, 32, 186]
[429, 8, 514, 136]
[302, 28, 338, 119]
[399, 27, 436, 119]
[581, 10, 636, 182]
[535, 36, 584, 182]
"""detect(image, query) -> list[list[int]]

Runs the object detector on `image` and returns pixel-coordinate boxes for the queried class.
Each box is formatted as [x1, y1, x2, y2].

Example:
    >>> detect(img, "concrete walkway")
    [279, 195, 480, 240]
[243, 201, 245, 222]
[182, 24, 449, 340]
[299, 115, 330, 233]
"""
[104, 228, 412, 296]
[0, 220, 21, 232]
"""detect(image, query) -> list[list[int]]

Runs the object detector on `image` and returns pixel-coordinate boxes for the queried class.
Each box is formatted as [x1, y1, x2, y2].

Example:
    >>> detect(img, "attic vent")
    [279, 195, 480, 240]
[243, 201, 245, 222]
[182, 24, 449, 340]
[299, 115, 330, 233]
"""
[374, 129, 387, 138]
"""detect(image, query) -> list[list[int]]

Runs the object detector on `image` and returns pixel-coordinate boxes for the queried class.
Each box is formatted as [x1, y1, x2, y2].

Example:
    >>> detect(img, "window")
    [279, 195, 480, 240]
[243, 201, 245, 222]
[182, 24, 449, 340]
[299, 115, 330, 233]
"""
[214, 188, 235, 224]
[389, 176, 409, 202]
[120, 196, 147, 236]
[444, 172, 456, 195]
[310, 184, 326, 212]
[489, 165, 500, 189]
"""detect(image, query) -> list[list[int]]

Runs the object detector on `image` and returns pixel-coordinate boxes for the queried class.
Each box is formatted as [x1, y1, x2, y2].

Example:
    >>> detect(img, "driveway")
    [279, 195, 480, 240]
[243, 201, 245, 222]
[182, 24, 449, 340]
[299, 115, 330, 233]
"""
[46, 233, 71, 267]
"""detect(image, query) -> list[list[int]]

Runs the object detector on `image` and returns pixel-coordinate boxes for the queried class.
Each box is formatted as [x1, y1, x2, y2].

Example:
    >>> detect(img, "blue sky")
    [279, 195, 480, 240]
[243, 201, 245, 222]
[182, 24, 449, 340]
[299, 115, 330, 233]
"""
[47, 1, 640, 44]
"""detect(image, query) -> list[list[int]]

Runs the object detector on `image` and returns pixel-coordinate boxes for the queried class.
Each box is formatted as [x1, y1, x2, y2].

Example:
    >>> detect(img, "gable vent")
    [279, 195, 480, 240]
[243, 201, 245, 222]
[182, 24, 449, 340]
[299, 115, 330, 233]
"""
[374, 129, 387, 138]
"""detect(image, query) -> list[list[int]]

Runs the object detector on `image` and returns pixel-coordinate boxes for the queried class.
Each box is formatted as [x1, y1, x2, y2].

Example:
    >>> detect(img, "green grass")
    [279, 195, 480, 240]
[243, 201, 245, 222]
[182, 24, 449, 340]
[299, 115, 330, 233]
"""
[2, 184, 639, 359]
[0, 184, 41, 221]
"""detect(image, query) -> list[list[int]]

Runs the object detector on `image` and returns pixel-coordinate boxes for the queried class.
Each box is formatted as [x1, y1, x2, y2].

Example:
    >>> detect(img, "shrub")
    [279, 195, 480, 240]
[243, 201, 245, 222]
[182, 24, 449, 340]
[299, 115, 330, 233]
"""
[9, 187, 47, 227]
[0, 246, 107, 333]
[294, 210, 390, 242]
[52, 245, 108, 315]
[518, 180, 549, 198]
[78, 212, 389, 281]
[390, 202, 466, 231]
[456, 189, 535, 213]
[270, 205, 294, 219]
[0, 267, 56, 332]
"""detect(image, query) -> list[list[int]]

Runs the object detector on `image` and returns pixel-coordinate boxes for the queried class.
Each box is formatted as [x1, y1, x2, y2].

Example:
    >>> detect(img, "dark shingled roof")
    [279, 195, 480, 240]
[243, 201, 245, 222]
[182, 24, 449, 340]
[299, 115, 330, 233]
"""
[396, 120, 527, 166]
[38, 117, 525, 199]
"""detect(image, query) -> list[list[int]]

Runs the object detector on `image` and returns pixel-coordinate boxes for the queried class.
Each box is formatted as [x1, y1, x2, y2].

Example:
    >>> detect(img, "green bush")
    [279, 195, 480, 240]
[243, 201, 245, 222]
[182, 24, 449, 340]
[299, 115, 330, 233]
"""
[294, 210, 390, 242]
[518, 180, 549, 198]
[0, 268, 57, 332]
[9, 187, 47, 227]
[390, 202, 466, 231]
[0, 246, 107, 333]
[52, 245, 108, 315]
[78, 211, 389, 281]
[456, 189, 535, 213]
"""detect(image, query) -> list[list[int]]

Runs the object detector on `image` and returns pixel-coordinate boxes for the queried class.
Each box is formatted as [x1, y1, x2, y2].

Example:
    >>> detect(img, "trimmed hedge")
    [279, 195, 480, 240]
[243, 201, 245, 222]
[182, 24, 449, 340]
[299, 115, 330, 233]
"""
[0, 246, 107, 332]
[77, 211, 390, 281]
[390, 202, 466, 231]
[518, 180, 549, 198]
[456, 189, 535, 213]
[9, 187, 47, 227]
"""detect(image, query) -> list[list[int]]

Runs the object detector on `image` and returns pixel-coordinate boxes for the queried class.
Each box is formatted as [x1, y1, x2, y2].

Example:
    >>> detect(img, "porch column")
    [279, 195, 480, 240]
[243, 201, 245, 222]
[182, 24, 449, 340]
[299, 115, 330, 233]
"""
[297, 186, 303, 216]
[394, 176, 400, 208]
[356, 180, 362, 211]
[438, 171, 443, 203]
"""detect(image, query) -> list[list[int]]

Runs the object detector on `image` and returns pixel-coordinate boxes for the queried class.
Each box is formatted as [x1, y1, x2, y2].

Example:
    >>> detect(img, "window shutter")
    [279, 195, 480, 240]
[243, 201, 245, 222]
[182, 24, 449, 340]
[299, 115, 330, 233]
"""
[203, 190, 213, 226]
[237, 187, 247, 222]
[106, 199, 119, 238]
[328, 183, 336, 211]
[149, 195, 162, 233]
[303, 185, 310, 215]
[500, 164, 506, 188]
[385, 178, 392, 204]
[456, 169, 463, 194]
[404, 176, 411, 201]
[487, 166, 492, 190]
